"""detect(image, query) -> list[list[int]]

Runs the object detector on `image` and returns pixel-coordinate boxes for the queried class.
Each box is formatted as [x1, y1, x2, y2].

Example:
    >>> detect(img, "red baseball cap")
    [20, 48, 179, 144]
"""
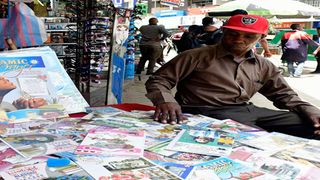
[223, 14, 269, 35]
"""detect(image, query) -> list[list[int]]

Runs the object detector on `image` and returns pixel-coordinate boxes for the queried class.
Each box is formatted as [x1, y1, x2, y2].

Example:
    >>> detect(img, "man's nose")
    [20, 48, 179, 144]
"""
[233, 35, 246, 42]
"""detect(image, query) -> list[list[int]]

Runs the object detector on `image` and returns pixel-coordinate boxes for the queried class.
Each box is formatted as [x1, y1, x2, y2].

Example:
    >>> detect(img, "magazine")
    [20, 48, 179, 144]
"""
[228, 146, 263, 161]
[0, 131, 78, 158]
[192, 157, 266, 180]
[246, 155, 315, 180]
[0, 119, 54, 136]
[167, 152, 218, 166]
[0, 47, 89, 113]
[0, 141, 28, 171]
[292, 140, 320, 163]
[75, 126, 145, 157]
[46, 118, 98, 132]
[85, 106, 125, 117]
[89, 117, 141, 129]
[239, 132, 309, 151]
[146, 141, 177, 157]
[77, 157, 181, 180]
[166, 129, 235, 156]
[271, 145, 320, 168]
[5, 108, 68, 123]
[0, 160, 93, 179]
[153, 160, 195, 179]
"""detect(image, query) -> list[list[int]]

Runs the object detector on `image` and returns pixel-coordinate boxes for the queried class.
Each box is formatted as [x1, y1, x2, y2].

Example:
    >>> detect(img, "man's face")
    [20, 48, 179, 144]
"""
[222, 29, 262, 56]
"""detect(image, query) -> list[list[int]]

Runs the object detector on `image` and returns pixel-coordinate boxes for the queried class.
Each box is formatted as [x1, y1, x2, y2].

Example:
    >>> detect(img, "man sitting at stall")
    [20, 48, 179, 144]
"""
[145, 14, 320, 139]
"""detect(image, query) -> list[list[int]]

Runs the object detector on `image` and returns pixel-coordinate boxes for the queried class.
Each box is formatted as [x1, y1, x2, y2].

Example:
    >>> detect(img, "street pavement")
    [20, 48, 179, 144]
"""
[123, 50, 320, 110]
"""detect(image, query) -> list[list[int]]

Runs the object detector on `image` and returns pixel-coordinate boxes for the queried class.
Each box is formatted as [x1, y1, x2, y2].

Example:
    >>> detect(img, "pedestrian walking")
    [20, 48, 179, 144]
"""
[136, 18, 170, 75]
[281, 24, 320, 77]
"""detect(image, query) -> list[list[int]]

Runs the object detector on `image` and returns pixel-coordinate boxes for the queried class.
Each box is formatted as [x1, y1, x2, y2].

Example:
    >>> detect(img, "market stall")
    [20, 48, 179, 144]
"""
[1, 102, 320, 179]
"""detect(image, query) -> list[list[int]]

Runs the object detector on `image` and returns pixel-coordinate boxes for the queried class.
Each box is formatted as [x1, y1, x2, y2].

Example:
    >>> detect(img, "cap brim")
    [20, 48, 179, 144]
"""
[223, 26, 267, 35]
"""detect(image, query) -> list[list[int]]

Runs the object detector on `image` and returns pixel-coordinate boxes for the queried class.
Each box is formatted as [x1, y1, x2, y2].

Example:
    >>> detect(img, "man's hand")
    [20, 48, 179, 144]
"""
[263, 51, 272, 58]
[154, 102, 186, 124]
[13, 98, 48, 109]
[309, 115, 320, 135]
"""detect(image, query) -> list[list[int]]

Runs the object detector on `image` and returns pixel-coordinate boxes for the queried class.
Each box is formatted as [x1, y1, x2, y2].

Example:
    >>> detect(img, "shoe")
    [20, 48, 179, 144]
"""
[293, 75, 301, 78]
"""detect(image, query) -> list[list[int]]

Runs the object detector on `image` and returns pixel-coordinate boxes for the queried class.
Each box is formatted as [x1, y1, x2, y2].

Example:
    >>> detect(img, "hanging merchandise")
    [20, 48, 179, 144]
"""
[124, 5, 143, 79]
[81, 0, 115, 105]
[0, 2, 47, 49]
[85, 17, 112, 85]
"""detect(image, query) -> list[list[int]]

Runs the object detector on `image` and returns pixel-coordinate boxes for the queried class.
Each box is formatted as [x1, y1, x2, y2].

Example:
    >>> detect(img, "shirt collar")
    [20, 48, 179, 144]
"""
[216, 43, 257, 63]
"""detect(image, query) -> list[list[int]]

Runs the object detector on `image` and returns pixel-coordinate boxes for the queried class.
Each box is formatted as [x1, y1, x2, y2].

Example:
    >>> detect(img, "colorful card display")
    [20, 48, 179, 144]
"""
[166, 129, 235, 156]
[75, 126, 145, 157]
[192, 157, 266, 180]
[1, 131, 78, 158]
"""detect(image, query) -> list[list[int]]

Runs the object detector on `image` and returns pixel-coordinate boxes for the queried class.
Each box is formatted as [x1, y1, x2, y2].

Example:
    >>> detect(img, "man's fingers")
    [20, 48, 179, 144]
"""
[314, 130, 320, 135]
[154, 109, 161, 121]
[160, 112, 169, 123]
[176, 109, 186, 124]
[169, 111, 176, 122]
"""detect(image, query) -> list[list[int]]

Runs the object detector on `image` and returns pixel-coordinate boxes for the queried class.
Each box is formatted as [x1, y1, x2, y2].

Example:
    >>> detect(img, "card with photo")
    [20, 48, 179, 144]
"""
[166, 129, 235, 156]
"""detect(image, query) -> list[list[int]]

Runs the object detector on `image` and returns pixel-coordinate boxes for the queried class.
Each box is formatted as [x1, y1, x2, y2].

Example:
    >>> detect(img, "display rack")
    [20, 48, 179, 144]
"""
[79, 0, 115, 105]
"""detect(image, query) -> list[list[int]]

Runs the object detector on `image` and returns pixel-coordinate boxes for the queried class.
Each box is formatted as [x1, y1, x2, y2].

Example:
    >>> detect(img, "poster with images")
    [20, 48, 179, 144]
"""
[0, 160, 93, 179]
[166, 129, 235, 156]
[240, 132, 309, 151]
[75, 126, 145, 157]
[0, 141, 27, 171]
[192, 157, 266, 180]
[107, 8, 132, 104]
[0, 47, 89, 113]
[1, 131, 78, 158]
[77, 157, 181, 180]
[152, 160, 195, 179]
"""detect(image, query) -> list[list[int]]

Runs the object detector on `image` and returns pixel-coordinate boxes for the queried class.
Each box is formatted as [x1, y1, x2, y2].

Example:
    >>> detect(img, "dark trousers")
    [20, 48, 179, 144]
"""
[315, 53, 320, 72]
[182, 104, 319, 140]
[136, 44, 162, 74]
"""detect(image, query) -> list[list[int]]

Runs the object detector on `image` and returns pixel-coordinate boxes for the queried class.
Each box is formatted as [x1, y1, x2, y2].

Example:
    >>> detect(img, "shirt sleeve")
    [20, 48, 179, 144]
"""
[258, 61, 320, 118]
[159, 25, 170, 40]
[145, 51, 199, 105]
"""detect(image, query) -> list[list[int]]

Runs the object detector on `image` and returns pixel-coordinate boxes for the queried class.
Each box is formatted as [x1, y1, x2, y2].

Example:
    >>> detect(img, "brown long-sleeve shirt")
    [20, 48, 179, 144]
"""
[145, 44, 320, 118]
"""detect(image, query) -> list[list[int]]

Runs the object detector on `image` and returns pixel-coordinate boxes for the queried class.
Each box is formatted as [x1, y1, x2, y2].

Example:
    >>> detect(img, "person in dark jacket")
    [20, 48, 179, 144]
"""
[176, 25, 202, 53]
[199, 20, 223, 45]
[136, 18, 170, 75]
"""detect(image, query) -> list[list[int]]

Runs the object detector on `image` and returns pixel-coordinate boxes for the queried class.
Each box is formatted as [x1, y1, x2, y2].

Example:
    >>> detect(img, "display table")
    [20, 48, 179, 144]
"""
[0, 103, 319, 179]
